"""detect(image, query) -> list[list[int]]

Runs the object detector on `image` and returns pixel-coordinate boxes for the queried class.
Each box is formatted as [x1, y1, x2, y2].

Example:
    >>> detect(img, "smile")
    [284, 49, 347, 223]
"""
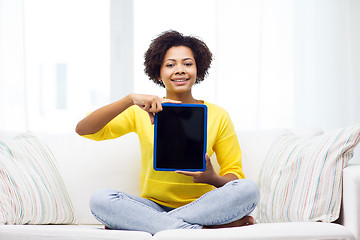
[171, 78, 189, 82]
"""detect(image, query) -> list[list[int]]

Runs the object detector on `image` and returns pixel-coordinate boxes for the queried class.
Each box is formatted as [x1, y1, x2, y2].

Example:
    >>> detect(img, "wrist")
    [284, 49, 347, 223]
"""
[207, 174, 223, 188]
[125, 94, 136, 107]
[211, 174, 238, 188]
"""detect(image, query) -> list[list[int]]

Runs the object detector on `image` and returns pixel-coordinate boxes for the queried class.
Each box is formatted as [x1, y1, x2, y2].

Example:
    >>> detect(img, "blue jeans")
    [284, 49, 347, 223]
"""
[90, 179, 260, 235]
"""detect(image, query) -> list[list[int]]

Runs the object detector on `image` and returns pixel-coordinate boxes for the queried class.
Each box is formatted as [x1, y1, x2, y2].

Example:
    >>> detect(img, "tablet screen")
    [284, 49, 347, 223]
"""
[153, 103, 207, 171]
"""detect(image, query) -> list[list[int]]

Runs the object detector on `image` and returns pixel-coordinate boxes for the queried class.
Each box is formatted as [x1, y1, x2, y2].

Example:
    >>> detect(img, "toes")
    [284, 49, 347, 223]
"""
[244, 216, 255, 225]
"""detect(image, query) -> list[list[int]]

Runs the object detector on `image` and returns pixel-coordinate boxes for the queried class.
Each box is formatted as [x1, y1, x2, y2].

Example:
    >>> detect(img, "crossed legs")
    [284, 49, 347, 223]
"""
[90, 179, 260, 235]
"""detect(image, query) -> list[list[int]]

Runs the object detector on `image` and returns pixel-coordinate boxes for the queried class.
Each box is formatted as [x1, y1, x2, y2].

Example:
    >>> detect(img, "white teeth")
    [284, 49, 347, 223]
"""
[173, 79, 186, 82]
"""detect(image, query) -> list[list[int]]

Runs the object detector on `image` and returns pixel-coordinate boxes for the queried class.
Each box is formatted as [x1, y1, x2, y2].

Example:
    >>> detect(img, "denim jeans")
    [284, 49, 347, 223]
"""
[90, 179, 260, 235]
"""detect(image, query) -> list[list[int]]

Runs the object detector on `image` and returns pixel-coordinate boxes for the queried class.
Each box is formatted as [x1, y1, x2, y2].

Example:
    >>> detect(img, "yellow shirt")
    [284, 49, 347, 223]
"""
[83, 101, 244, 208]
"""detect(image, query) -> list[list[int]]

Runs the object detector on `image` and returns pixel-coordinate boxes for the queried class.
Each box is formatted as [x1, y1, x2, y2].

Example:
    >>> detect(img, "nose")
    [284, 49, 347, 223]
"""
[175, 65, 185, 75]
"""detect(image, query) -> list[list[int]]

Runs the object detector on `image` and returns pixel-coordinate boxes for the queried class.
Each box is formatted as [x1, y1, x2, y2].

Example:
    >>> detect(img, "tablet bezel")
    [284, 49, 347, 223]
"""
[153, 103, 207, 172]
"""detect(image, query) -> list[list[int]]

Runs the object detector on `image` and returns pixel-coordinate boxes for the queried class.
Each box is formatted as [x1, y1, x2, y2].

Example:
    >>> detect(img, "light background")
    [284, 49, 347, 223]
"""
[0, 0, 359, 133]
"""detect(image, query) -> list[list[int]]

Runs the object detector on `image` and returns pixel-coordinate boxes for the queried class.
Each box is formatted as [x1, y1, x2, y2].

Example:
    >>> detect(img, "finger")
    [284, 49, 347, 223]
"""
[150, 101, 158, 113]
[205, 153, 211, 162]
[161, 98, 182, 104]
[142, 103, 151, 112]
[148, 112, 155, 125]
[175, 170, 199, 177]
[147, 98, 162, 113]
[205, 153, 212, 166]
[155, 98, 163, 112]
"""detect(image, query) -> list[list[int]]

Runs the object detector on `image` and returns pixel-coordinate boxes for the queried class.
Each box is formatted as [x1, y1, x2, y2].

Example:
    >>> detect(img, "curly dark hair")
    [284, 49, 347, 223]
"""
[144, 30, 213, 88]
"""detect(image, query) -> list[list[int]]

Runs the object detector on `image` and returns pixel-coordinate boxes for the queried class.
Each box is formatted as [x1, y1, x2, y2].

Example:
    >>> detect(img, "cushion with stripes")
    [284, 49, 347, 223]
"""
[258, 124, 360, 223]
[0, 133, 75, 224]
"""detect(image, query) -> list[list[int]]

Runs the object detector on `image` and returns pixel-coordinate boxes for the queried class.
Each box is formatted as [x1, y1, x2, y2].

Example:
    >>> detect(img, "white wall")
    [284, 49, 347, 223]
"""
[0, 0, 27, 131]
[215, 0, 295, 130]
[133, 0, 360, 131]
[348, 0, 360, 127]
[293, 0, 358, 131]
[1, 0, 360, 133]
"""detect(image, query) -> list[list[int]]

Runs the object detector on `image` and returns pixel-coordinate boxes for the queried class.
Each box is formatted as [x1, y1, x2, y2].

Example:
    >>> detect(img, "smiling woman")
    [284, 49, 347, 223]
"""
[143, 30, 212, 103]
[144, 30, 212, 88]
[158, 46, 198, 101]
[76, 29, 260, 234]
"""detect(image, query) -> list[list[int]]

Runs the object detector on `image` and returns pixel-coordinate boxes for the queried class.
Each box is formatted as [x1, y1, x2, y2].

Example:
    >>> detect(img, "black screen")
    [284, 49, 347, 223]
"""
[154, 105, 206, 171]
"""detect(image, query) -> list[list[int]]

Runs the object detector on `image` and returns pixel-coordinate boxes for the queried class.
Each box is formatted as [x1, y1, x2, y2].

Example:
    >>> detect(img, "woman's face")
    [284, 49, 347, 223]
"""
[159, 46, 197, 95]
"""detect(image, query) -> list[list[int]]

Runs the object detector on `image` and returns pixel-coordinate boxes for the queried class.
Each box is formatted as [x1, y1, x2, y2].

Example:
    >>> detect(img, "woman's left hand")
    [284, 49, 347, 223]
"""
[175, 153, 230, 187]
[176, 153, 239, 188]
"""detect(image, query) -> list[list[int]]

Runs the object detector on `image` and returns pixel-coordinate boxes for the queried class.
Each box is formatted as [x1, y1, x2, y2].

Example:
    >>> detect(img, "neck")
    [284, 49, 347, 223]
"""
[166, 91, 201, 104]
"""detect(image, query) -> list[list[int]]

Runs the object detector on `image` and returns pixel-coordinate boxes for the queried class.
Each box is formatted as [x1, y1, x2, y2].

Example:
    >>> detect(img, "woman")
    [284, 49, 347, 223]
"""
[75, 30, 260, 234]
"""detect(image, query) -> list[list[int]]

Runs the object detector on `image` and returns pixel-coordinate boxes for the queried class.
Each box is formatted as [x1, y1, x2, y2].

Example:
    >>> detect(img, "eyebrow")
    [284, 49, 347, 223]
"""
[165, 57, 194, 62]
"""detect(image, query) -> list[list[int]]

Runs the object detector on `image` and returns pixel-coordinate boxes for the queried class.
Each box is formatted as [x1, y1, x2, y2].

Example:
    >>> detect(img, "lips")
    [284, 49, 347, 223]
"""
[171, 77, 189, 82]
[171, 78, 189, 86]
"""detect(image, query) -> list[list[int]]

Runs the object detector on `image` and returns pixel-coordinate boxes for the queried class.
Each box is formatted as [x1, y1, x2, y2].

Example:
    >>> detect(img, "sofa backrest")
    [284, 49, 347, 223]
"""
[0, 128, 333, 225]
[38, 132, 142, 224]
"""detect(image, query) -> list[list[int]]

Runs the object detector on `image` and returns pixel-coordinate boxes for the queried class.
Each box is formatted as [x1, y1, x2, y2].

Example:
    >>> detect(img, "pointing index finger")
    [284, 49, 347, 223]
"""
[161, 98, 182, 104]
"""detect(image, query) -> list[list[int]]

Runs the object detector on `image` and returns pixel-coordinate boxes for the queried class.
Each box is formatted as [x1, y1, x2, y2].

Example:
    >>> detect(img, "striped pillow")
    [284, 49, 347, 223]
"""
[258, 124, 360, 223]
[0, 133, 75, 224]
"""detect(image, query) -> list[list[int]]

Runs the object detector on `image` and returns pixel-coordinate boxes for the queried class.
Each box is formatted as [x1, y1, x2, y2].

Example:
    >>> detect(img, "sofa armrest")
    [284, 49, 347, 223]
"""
[341, 164, 360, 240]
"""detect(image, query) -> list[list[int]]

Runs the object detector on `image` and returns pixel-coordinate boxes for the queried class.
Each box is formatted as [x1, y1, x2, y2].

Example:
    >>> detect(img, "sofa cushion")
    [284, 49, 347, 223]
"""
[152, 222, 355, 240]
[0, 133, 75, 224]
[210, 128, 322, 185]
[0, 225, 152, 240]
[258, 124, 360, 223]
[236, 128, 322, 184]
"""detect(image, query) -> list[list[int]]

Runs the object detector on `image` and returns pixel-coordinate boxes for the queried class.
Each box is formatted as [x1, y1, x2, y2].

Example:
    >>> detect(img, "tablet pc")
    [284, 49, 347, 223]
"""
[153, 103, 207, 171]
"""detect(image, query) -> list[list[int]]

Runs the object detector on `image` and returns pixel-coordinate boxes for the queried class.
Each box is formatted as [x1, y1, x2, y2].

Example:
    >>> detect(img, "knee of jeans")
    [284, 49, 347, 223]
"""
[89, 189, 122, 214]
[247, 179, 260, 204]
[230, 179, 260, 204]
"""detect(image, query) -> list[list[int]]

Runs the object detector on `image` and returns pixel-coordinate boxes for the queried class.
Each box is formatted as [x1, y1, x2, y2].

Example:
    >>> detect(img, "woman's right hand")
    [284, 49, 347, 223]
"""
[129, 94, 181, 124]
[76, 93, 181, 136]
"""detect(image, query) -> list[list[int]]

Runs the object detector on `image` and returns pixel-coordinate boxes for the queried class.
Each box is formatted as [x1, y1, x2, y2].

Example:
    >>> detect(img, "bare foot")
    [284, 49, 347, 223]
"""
[203, 216, 255, 229]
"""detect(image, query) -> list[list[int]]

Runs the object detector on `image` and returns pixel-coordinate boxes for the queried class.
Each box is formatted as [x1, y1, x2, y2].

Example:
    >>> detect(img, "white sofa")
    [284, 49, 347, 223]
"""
[0, 128, 359, 240]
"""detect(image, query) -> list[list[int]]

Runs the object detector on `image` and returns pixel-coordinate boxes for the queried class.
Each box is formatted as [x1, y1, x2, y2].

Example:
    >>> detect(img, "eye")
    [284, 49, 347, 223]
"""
[185, 62, 193, 66]
[166, 63, 174, 68]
